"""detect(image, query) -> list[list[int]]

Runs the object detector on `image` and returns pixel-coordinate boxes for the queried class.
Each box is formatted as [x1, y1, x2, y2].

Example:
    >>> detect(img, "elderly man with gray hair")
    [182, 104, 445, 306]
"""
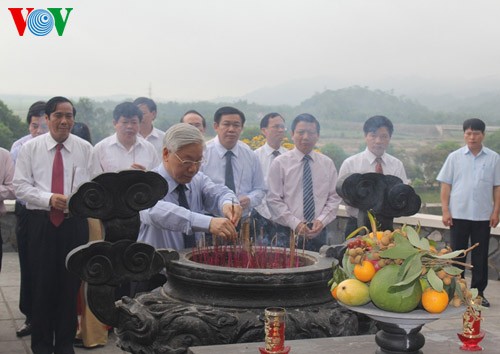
[134, 123, 242, 294]
[138, 123, 242, 249]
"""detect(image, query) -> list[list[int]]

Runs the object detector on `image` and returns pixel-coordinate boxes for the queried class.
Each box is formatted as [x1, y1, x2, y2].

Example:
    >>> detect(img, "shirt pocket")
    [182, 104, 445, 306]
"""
[479, 164, 493, 184]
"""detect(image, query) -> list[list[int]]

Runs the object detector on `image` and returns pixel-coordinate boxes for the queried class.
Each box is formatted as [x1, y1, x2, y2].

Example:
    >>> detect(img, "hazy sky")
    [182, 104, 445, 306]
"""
[2, 0, 500, 102]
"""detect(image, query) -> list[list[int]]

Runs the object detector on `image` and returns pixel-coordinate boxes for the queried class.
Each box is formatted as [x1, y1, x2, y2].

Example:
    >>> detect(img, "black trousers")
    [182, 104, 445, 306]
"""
[27, 211, 88, 354]
[15, 202, 32, 321]
[449, 219, 490, 294]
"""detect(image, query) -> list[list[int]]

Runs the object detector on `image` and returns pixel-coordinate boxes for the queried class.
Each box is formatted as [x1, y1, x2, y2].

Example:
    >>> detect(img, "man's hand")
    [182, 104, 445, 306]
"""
[209, 217, 238, 240]
[442, 210, 453, 227]
[222, 203, 242, 226]
[490, 213, 499, 228]
[238, 195, 250, 210]
[306, 219, 324, 238]
[295, 220, 324, 239]
[50, 193, 67, 211]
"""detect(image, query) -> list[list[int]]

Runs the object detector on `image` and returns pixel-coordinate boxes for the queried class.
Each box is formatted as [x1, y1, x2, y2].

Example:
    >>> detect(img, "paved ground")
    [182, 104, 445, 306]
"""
[1, 251, 499, 354]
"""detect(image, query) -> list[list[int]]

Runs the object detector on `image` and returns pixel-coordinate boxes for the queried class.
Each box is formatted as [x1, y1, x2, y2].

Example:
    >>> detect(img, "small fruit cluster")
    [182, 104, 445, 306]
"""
[329, 219, 481, 314]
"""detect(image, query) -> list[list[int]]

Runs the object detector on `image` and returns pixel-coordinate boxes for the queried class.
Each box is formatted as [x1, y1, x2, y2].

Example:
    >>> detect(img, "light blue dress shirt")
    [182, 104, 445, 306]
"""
[437, 145, 500, 221]
[138, 163, 237, 249]
[201, 136, 266, 215]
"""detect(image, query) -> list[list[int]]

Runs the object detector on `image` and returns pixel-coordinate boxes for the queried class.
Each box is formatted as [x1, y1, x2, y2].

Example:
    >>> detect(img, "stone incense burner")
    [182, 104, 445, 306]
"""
[66, 170, 371, 354]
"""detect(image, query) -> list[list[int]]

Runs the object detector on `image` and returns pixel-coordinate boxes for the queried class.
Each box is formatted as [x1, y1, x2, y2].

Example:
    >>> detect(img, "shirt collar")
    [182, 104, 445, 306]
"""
[158, 164, 191, 194]
[214, 136, 239, 158]
[364, 148, 384, 164]
[46, 133, 72, 152]
[292, 147, 315, 161]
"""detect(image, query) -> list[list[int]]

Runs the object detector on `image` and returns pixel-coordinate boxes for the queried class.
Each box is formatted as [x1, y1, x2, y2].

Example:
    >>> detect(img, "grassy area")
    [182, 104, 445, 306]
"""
[415, 189, 441, 204]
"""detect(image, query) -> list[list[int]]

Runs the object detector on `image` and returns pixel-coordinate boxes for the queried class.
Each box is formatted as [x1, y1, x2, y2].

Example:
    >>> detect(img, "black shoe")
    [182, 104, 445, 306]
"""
[16, 321, 32, 337]
[481, 296, 490, 308]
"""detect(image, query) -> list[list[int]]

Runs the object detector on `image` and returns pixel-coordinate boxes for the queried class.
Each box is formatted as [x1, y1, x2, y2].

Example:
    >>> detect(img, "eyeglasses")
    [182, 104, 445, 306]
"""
[174, 152, 204, 167]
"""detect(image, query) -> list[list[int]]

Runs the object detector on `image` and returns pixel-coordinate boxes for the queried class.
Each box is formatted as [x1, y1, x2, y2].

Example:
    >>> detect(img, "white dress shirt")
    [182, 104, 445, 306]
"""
[254, 142, 288, 219]
[138, 163, 237, 249]
[92, 133, 160, 174]
[0, 148, 15, 216]
[10, 134, 34, 164]
[338, 148, 408, 218]
[13, 133, 94, 211]
[267, 148, 341, 231]
[201, 136, 266, 215]
[141, 127, 165, 160]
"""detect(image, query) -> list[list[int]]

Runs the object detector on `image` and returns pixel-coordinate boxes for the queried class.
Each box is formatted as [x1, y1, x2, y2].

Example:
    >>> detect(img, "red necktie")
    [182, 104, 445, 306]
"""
[375, 157, 383, 174]
[50, 143, 64, 227]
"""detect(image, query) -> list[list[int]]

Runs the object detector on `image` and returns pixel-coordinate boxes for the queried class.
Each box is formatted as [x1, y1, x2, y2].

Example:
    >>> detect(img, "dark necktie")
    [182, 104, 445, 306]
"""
[375, 157, 383, 174]
[272, 150, 281, 158]
[225, 150, 235, 192]
[176, 184, 195, 248]
[50, 143, 64, 227]
[302, 155, 315, 222]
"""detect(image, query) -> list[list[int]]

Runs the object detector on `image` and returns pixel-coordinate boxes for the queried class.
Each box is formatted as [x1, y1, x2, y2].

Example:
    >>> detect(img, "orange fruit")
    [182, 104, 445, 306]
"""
[369, 231, 384, 240]
[331, 286, 338, 300]
[421, 288, 449, 313]
[354, 260, 376, 282]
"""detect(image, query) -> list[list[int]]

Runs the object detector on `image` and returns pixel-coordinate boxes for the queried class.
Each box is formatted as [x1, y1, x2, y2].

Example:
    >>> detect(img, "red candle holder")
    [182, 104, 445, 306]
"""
[259, 307, 290, 354]
[457, 301, 484, 351]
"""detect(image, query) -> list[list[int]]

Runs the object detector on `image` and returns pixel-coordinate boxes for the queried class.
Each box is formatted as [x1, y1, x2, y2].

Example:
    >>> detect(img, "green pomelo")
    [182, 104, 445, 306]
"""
[336, 279, 371, 306]
[369, 264, 422, 313]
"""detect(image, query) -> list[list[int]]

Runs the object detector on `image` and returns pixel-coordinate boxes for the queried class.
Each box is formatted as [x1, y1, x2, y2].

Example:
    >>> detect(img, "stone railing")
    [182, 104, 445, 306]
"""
[2, 200, 500, 280]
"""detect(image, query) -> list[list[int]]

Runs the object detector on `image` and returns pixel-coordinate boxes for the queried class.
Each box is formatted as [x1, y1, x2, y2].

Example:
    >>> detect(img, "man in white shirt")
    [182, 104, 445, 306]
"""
[13, 96, 94, 354]
[10, 101, 49, 338]
[201, 107, 266, 218]
[338, 115, 408, 237]
[93, 102, 160, 174]
[180, 110, 206, 134]
[133, 97, 165, 159]
[253, 113, 288, 245]
[10, 101, 48, 163]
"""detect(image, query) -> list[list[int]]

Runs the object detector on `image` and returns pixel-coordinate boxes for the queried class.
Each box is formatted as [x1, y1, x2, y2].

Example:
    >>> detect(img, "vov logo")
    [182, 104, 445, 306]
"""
[8, 8, 73, 36]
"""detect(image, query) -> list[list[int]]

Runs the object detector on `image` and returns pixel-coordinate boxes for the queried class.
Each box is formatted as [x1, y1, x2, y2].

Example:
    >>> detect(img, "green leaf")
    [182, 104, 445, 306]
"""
[443, 266, 463, 276]
[404, 225, 430, 251]
[390, 254, 422, 289]
[432, 250, 465, 259]
[427, 268, 444, 291]
[342, 251, 354, 278]
[379, 234, 419, 259]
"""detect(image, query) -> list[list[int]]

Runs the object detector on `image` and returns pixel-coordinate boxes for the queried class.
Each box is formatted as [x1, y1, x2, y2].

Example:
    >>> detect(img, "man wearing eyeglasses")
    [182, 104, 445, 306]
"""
[201, 106, 266, 218]
[136, 123, 242, 293]
[253, 113, 288, 245]
[338, 115, 408, 237]
[92, 102, 160, 174]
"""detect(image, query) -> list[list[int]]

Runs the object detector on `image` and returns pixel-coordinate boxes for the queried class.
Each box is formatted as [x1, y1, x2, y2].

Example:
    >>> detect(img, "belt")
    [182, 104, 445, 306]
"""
[28, 209, 70, 217]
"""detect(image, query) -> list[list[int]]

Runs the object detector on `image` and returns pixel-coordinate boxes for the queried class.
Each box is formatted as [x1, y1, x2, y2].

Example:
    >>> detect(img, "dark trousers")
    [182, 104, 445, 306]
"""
[449, 219, 490, 294]
[344, 217, 358, 239]
[251, 210, 289, 247]
[27, 211, 88, 354]
[15, 202, 32, 321]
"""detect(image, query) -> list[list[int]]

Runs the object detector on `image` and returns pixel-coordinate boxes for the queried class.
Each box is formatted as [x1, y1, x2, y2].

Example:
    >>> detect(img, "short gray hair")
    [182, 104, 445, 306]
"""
[163, 123, 205, 152]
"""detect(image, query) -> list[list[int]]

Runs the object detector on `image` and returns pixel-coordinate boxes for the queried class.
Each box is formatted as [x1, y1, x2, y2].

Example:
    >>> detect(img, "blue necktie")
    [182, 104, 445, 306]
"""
[176, 184, 195, 248]
[225, 150, 235, 192]
[302, 155, 315, 222]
